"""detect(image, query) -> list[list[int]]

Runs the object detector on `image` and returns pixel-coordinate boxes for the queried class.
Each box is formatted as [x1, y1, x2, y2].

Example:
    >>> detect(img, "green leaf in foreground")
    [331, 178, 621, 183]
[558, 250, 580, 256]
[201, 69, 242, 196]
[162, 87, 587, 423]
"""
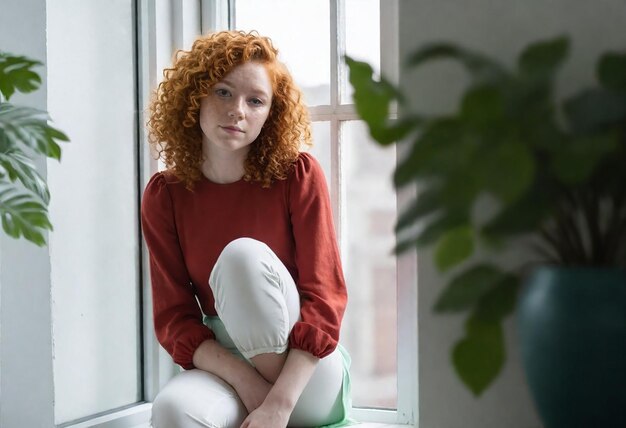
[597, 52, 626, 91]
[452, 315, 505, 396]
[395, 186, 441, 232]
[518, 36, 569, 80]
[0, 53, 43, 101]
[434, 264, 506, 312]
[0, 184, 52, 246]
[563, 88, 626, 134]
[346, 56, 397, 139]
[435, 225, 474, 271]
[0, 103, 68, 159]
[551, 133, 617, 185]
[0, 148, 50, 203]
[478, 141, 535, 205]
[473, 275, 520, 322]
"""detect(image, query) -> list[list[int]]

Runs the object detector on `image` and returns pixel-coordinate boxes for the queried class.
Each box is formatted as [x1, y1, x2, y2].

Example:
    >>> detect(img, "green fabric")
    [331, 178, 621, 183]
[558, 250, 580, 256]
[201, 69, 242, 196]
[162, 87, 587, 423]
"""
[317, 343, 357, 428]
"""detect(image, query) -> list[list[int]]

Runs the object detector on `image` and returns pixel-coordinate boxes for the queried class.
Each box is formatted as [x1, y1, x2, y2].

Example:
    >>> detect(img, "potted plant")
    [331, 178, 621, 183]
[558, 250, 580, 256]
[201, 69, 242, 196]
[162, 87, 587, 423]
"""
[347, 36, 625, 427]
[0, 52, 68, 246]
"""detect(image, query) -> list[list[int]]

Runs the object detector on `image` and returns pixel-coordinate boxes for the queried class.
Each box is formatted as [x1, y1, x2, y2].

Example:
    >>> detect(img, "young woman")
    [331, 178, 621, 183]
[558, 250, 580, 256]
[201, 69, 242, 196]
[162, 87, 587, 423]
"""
[141, 31, 352, 428]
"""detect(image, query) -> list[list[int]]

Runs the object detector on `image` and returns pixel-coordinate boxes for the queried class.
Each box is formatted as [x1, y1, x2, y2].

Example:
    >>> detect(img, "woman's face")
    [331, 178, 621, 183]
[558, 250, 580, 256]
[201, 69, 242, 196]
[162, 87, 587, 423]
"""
[199, 61, 273, 157]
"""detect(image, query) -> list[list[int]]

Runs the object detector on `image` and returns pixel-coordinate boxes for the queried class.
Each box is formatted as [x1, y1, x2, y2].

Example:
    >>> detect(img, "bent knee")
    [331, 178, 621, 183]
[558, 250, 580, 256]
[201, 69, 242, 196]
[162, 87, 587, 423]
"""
[151, 370, 246, 428]
[220, 238, 267, 265]
[151, 388, 188, 428]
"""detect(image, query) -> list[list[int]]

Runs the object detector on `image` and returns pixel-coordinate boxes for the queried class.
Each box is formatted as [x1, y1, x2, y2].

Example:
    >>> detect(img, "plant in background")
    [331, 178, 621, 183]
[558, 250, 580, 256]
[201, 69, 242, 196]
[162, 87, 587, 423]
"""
[347, 36, 626, 395]
[0, 52, 68, 246]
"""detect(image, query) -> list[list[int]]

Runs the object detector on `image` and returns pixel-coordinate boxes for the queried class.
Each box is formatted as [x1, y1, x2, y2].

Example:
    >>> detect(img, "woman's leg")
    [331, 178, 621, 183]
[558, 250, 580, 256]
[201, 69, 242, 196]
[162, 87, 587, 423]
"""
[209, 237, 299, 382]
[210, 237, 346, 426]
[151, 369, 247, 428]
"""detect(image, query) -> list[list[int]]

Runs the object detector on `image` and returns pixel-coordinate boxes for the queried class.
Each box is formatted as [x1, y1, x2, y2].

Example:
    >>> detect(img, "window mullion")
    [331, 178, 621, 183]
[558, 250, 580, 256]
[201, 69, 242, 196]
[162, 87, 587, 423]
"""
[380, 0, 417, 424]
[330, 0, 345, 250]
[200, 0, 231, 33]
[172, 0, 201, 51]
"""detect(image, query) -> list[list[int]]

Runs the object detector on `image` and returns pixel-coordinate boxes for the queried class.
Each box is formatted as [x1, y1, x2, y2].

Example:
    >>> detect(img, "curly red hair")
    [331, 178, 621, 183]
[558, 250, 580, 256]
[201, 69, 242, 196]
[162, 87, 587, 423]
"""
[147, 31, 311, 189]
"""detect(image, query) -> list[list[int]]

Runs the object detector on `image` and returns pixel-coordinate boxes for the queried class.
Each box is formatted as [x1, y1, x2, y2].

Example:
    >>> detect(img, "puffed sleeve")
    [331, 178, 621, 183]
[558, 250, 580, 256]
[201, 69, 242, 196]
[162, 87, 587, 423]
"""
[141, 172, 215, 369]
[287, 153, 348, 358]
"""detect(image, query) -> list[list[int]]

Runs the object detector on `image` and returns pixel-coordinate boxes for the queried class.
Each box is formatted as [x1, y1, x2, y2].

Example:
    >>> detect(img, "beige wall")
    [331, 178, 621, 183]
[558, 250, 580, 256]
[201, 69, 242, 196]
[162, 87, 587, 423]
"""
[398, 1, 626, 427]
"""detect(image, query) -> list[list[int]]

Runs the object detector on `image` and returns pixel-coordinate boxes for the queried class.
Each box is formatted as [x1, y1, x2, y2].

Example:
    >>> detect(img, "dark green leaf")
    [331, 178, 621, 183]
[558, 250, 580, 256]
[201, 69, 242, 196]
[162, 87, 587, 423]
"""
[434, 263, 507, 312]
[520, 103, 564, 150]
[0, 53, 43, 101]
[0, 183, 51, 246]
[439, 168, 483, 212]
[0, 103, 68, 159]
[47, 126, 70, 142]
[482, 180, 555, 239]
[434, 225, 474, 271]
[0, 148, 50, 203]
[564, 88, 626, 134]
[394, 118, 467, 187]
[460, 85, 505, 128]
[394, 235, 419, 254]
[452, 315, 505, 396]
[371, 115, 424, 145]
[473, 275, 520, 322]
[393, 211, 468, 254]
[597, 52, 626, 91]
[346, 56, 399, 137]
[551, 133, 617, 184]
[518, 36, 569, 81]
[396, 186, 442, 232]
[478, 141, 535, 204]
[416, 211, 469, 248]
[405, 43, 508, 85]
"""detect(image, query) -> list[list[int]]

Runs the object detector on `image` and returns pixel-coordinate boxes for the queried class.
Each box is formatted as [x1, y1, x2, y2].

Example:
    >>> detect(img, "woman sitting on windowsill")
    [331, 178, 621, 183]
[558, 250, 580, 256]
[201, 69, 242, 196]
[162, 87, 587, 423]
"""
[141, 30, 352, 428]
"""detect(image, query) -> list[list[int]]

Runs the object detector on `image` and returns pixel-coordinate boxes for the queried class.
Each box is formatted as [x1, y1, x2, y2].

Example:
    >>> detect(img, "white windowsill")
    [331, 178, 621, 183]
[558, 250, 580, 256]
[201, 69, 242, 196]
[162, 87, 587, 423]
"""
[129, 421, 410, 428]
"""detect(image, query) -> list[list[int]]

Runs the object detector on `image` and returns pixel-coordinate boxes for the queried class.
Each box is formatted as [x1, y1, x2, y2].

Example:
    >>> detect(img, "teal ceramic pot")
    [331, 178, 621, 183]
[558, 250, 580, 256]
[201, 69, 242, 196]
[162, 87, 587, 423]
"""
[518, 267, 626, 428]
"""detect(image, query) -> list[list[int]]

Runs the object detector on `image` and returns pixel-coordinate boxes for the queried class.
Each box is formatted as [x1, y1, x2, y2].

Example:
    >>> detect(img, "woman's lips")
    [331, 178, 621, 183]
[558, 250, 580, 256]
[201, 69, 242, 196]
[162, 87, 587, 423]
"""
[221, 125, 244, 133]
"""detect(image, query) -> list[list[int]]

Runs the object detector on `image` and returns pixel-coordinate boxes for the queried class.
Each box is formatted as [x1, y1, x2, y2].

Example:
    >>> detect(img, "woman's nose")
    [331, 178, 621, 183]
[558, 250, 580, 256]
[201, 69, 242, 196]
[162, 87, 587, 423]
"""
[227, 98, 245, 120]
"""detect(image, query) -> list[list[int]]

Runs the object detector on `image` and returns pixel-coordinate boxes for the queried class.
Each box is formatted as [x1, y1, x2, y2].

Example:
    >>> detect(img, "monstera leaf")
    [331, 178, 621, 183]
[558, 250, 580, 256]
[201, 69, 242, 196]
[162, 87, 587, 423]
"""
[0, 52, 68, 246]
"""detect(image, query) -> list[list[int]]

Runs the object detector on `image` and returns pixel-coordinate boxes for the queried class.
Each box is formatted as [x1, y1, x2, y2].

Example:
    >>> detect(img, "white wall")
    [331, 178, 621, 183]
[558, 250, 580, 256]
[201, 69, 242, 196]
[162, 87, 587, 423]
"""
[398, 1, 626, 427]
[0, 0, 56, 426]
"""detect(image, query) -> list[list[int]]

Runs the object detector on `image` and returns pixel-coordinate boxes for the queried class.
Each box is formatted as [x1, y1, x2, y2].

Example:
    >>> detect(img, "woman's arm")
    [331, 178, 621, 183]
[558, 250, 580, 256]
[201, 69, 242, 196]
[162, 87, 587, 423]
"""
[142, 172, 215, 368]
[241, 349, 319, 428]
[192, 339, 273, 413]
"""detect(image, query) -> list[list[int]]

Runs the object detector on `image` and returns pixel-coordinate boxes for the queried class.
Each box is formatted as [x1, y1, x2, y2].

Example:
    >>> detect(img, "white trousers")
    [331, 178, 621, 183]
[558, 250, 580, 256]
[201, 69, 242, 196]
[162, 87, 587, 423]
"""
[151, 238, 346, 428]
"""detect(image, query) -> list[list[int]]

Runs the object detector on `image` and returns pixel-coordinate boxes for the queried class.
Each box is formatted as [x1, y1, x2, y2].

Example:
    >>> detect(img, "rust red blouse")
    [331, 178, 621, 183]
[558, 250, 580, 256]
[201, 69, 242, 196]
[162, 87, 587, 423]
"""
[140, 152, 347, 369]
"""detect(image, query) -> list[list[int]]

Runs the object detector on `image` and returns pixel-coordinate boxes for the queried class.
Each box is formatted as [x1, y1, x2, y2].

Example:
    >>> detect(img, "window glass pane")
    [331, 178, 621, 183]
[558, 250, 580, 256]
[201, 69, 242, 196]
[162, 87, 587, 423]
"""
[342, 120, 397, 409]
[342, 0, 380, 104]
[309, 120, 331, 183]
[47, 0, 141, 423]
[235, 0, 330, 106]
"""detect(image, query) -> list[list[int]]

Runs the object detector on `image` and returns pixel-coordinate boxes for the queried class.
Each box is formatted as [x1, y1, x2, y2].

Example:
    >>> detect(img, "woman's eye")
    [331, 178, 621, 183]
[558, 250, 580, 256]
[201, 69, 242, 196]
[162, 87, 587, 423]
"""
[215, 88, 230, 97]
[249, 98, 263, 106]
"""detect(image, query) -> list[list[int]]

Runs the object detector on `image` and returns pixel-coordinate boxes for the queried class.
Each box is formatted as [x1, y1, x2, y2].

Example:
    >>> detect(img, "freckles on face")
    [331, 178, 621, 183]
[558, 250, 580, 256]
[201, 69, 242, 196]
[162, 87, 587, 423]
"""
[198, 61, 274, 154]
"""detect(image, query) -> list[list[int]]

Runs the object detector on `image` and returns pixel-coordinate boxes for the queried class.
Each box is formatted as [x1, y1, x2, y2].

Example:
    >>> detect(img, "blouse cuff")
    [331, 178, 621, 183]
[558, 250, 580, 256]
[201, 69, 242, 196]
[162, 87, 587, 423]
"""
[288, 321, 338, 359]
[172, 325, 215, 370]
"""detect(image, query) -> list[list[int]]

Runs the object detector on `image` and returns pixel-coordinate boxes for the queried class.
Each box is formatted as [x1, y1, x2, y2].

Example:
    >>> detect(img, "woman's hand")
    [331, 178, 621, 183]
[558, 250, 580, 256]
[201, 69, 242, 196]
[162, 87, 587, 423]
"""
[240, 401, 290, 428]
[240, 349, 319, 428]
